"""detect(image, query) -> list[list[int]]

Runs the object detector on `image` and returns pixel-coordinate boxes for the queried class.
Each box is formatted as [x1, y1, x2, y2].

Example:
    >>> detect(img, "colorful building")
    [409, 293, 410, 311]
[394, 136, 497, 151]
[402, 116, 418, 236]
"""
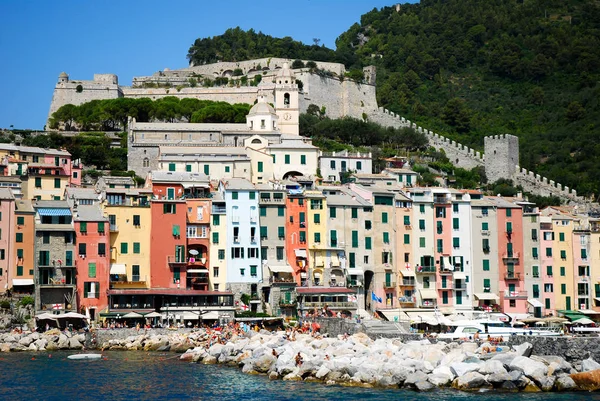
[0, 189, 15, 292]
[12, 199, 35, 293]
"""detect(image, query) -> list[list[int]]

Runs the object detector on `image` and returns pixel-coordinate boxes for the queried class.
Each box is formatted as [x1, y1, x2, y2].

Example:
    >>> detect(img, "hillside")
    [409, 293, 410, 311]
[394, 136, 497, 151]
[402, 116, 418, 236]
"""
[187, 1, 600, 197]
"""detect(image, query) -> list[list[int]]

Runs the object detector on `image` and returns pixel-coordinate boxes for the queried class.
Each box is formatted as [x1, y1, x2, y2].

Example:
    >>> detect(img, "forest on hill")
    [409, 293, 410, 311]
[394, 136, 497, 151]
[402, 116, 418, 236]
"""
[187, 0, 600, 197]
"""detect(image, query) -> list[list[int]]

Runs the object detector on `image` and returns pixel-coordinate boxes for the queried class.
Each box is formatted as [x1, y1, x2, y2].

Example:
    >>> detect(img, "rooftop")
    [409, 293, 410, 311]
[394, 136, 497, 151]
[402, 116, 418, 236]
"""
[150, 170, 210, 185]
[74, 205, 107, 222]
[0, 188, 15, 200]
[65, 187, 99, 200]
[15, 199, 34, 213]
[224, 178, 255, 191]
[34, 200, 70, 209]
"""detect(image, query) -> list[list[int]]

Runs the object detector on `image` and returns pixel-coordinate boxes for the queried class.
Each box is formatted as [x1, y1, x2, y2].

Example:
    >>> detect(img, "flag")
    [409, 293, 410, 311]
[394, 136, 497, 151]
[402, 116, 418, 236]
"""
[348, 295, 357, 303]
[371, 292, 382, 303]
[239, 302, 249, 311]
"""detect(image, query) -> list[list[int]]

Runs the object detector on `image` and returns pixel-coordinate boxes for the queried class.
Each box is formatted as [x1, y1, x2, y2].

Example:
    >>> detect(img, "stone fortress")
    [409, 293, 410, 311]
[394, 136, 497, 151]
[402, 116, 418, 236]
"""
[49, 57, 584, 205]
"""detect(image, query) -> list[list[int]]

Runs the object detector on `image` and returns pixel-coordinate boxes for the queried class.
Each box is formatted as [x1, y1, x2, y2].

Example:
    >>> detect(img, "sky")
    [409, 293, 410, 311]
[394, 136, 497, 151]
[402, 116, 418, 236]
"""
[0, 0, 417, 131]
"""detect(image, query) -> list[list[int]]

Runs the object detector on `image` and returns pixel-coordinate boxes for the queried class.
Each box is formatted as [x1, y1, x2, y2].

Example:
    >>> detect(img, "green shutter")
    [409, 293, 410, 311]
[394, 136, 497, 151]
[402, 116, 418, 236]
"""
[453, 218, 459, 230]
[349, 252, 356, 268]
[419, 237, 425, 248]
[419, 220, 425, 230]
[88, 263, 96, 278]
[559, 232, 565, 242]
[404, 234, 410, 244]
[285, 154, 290, 164]
[80, 222, 87, 233]
[212, 232, 219, 244]
[257, 161, 263, 173]
[260, 206, 267, 217]
[204, 164, 209, 175]
[98, 222, 105, 232]
[16, 265, 23, 276]
[17, 249, 23, 258]
[314, 232, 321, 243]
[532, 247, 538, 258]
[301, 155, 306, 165]
[383, 232, 389, 244]
[453, 237, 460, 248]
[120, 243, 128, 254]
[532, 265, 539, 277]
[172, 225, 180, 236]
[133, 242, 140, 254]
[365, 237, 372, 250]
[484, 278, 490, 288]
[299, 231, 306, 242]
[186, 164, 192, 172]
[382, 212, 388, 224]
[278, 226, 285, 238]
[213, 215, 220, 226]
[482, 222, 488, 230]
[403, 215, 409, 225]
[560, 250, 566, 259]
[351, 208, 358, 219]
[278, 206, 284, 216]
[15, 233, 23, 243]
[352, 231, 358, 248]
[314, 213, 320, 224]
[506, 222, 512, 233]
[260, 226, 268, 238]
[561, 283, 566, 295]
[546, 265, 553, 276]
[582, 249, 588, 259]
[483, 260, 490, 271]
[329, 207, 336, 218]
[169, 163, 175, 172]
[560, 266, 565, 276]
[299, 212, 305, 223]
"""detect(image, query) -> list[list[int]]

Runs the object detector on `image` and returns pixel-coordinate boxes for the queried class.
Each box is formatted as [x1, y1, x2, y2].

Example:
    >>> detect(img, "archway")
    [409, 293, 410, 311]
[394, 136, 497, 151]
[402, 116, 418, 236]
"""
[283, 171, 303, 180]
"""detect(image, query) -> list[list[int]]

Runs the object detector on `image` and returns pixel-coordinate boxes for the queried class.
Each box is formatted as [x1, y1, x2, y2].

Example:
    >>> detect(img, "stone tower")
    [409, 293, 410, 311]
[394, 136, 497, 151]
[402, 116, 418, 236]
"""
[274, 62, 299, 135]
[484, 134, 519, 184]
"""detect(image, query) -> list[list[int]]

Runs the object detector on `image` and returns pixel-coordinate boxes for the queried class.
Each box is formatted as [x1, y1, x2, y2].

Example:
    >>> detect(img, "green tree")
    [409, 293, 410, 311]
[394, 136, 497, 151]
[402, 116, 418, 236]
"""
[441, 98, 471, 133]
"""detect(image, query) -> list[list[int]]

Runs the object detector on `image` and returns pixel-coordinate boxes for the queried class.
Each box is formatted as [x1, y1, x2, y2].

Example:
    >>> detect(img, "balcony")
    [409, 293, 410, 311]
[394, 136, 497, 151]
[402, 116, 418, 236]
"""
[439, 268, 461, 275]
[347, 278, 363, 287]
[39, 278, 76, 287]
[401, 279, 416, 286]
[303, 301, 357, 309]
[279, 298, 297, 307]
[433, 196, 450, 204]
[110, 224, 119, 232]
[399, 295, 416, 305]
[259, 196, 285, 204]
[502, 252, 520, 261]
[167, 256, 186, 265]
[384, 281, 396, 289]
[504, 272, 521, 280]
[270, 277, 296, 286]
[504, 290, 528, 299]
[416, 266, 436, 274]
[212, 206, 226, 214]
[110, 276, 148, 289]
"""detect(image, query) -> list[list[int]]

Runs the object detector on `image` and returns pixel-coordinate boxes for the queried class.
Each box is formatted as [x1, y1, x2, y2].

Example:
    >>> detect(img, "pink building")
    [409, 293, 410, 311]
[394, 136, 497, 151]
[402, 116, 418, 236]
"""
[0, 189, 15, 293]
[540, 217, 555, 314]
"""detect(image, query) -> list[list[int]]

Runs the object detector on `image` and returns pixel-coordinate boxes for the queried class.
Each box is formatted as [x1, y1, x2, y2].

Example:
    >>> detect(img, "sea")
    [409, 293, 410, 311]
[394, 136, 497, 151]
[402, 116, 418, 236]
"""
[0, 351, 598, 401]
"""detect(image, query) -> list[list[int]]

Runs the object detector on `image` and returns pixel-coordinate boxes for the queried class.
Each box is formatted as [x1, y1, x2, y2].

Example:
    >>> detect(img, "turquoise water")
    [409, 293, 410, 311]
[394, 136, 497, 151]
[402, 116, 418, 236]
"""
[1, 351, 598, 400]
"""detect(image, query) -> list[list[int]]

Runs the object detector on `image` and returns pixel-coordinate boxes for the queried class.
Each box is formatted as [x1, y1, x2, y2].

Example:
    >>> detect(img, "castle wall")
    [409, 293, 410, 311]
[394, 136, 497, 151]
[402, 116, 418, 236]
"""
[484, 134, 519, 184]
[121, 86, 267, 104]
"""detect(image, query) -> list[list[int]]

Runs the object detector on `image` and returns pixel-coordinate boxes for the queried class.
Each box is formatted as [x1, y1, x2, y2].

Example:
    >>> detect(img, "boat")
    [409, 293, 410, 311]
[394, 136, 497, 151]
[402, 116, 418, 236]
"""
[437, 319, 562, 341]
[67, 354, 102, 360]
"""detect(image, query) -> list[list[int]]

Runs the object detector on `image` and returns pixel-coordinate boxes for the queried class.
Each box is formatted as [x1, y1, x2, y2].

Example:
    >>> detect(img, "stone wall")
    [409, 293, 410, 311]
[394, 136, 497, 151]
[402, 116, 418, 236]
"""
[512, 166, 583, 204]
[509, 335, 600, 362]
[484, 134, 519, 184]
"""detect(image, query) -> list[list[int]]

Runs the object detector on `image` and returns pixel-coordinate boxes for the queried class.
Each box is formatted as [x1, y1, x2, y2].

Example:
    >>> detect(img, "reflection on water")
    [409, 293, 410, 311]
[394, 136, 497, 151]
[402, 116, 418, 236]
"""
[0, 351, 598, 401]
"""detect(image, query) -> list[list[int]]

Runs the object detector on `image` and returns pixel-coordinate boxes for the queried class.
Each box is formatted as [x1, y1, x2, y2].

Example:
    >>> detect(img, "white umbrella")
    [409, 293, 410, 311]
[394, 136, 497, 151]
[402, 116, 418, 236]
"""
[60, 312, 88, 319]
[572, 317, 595, 325]
[189, 249, 199, 255]
[123, 311, 144, 318]
[36, 313, 59, 321]
[144, 311, 162, 318]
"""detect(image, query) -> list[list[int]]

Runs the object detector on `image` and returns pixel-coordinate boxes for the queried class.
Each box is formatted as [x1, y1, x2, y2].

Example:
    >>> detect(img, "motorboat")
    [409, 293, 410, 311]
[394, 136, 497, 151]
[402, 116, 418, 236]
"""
[438, 319, 561, 341]
[67, 353, 102, 360]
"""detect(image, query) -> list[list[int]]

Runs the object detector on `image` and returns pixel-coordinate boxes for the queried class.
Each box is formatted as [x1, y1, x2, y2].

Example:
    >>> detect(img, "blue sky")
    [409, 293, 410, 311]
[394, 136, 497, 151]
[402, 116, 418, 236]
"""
[0, 0, 417, 130]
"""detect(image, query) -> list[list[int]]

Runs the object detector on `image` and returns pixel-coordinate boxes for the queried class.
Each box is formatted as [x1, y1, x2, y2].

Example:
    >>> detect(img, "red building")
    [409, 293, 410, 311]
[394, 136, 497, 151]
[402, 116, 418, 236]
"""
[185, 199, 211, 290]
[150, 200, 187, 289]
[285, 189, 308, 286]
[74, 205, 110, 320]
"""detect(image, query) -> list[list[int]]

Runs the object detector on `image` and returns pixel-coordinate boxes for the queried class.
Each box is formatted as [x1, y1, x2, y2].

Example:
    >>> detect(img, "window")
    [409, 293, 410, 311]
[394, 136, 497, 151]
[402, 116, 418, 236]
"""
[382, 212, 388, 224]
[383, 232, 389, 244]
[506, 222, 512, 233]
[330, 160, 336, 169]
[231, 247, 244, 259]
[532, 247, 538, 259]
[330, 230, 337, 247]
[351, 208, 358, 219]
[329, 207, 336, 218]
[88, 263, 96, 278]
[240, 268, 245, 277]
[437, 221, 443, 234]
[403, 215, 409, 225]
[79, 243, 86, 256]
[260, 226, 267, 239]
[352, 231, 359, 248]
[54, 178, 61, 189]
[546, 248, 552, 257]
[250, 265, 257, 277]
[546, 265, 553, 276]
[248, 248, 259, 258]
[300, 155, 306, 165]
[365, 237, 372, 250]
[453, 203, 459, 213]
[260, 247, 268, 261]
[284, 155, 290, 164]
[16, 233, 23, 243]
[506, 208, 512, 217]
[483, 260, 490, 271]
[299, 231, 306, 243]
[544, 284, 553, 293]
[419, 204, 425, 214]
[560, 266, 565, 276]
[453, 237, 460, 248]
[225, 166, 230, 173]
[168, 163, 175, 172]
[482, 239, 490, 252]
[314, 213, 320, 224]
[559, 232, 565, 242]
[257, 161, 263, 173]
[482, 222, 488, 231]
[17, 249, 23, 259]
[419, 220, 425, 230]
[365, 220, 372, 230]
[278, 206, 285, 217]
[35, 177, 41, 188]
[232, 192, 238, 200]
[204, 165, 210, 175]
[560, 250, 567, 260]
[133, 215, 141, 227]
[98, 222, 105, 233]
[299, 212, 305, 223]
[349, 252, 356, 268]
[545, 298, 551, 309]
[260, 207, 266, 217]
[278, 226, 285, 239]
[218, 249, 225, 260]
[276, 247, 284, 260]
[163, 203, 176, 214]
[419, 237, 425, 248]
[16, 265, 23, 276]
[212, 232, 219, 244]
[120, 242, 128, 254]
[484, 279, 491, 289]
[186, 164, 192, 172]
[436, 207, 446, 218]
[437, 239, 443, 253]
[561, 283, 566, 295]
[581, 249, 588, 259]
[172, 225, 181, 237]
[453, 218, 459, 230]
[213, 215, 220, 226]
[531, 229, 538, 241]
[98, 243, 106, 256]
[314, 233, 321, 243]
[532, 265, 539, 277]
[404, 234, 410, 245]
[356, 161, 362, 170]
[133, 242, 140, 254]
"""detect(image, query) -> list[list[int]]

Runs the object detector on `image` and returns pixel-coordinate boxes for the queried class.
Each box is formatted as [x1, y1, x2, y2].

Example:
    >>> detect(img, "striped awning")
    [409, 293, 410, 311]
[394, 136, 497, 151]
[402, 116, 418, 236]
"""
[37, 208, 72, 217]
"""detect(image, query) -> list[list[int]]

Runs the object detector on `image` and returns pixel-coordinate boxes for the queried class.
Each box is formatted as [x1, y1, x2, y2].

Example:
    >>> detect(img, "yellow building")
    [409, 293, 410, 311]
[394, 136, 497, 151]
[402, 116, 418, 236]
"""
[208, 192, 227, 291]
[589, 219, 600, 311]
[22, 173, 69, 201]
[103, 189, 152, 289]
[549, 213, 576, 311]
[306, 191, 327, 286]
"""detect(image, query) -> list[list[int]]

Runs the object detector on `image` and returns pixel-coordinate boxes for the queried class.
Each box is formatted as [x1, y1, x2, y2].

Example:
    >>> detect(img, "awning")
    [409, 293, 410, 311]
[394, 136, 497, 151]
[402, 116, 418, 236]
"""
[378, 310, 409, 321]
[453, 272, 466, 280]
[201, 311, 219, 320]
[268, 265, 293, 273]
[12, 279, 34, 286]
[187, 269, 208, 273]
[441, 257, 453, 271]
[294, 249, 307, 258]
[402, 269, 415, 277]
[143, 311, 162, 318]
[578, 309, 600, 315]
[123, 311, 143, 318]
[314, 272, 322, 279]
[474, 292, 500, 301]
[348, 269, 364, 276]
[528, 299, 544, 308]
[330, 253, 340, 267]
[420, 289, 438, 299]
[110, 264, 126, 275]
[300, 272, 307, 278]
[37, 208, 72, 217]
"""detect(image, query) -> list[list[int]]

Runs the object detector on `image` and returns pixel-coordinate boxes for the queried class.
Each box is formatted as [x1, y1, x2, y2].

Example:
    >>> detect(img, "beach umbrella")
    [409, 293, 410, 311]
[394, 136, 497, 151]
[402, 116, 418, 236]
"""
[572, 317, 594, 325]
[36, 313, 59, 321]
[60, 312, 88, 319]
[123, 311, 144, 319]
[144, 312, 162, 318]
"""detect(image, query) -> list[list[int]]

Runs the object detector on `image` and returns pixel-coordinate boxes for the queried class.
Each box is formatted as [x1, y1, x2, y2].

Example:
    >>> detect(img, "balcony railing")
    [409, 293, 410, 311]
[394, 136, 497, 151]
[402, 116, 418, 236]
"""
[504, 290, 528, 299]
[416, 266, 436, 274]
[504, 272, 521, 280]
[39, 278, 76, 286]
[85, 292, 100, 299]
[347, 279, 363, 287]
[212, 206, 226, 214]
[401, 279, 416, 286]
[168, 256, 186, 265]
[303, 301, 357, 309]
[384, 281, 396, 289]
[502, 252, 520, 260]
[110, 224, 118, 232]
[260, 197, 285, 204]
[399, 296, 416, 304]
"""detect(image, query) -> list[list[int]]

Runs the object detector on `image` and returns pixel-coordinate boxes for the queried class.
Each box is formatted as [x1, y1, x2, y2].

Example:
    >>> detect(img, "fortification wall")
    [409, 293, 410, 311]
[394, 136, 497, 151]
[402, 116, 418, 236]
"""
[513, 165, 582, 203]
[121, 85, 267, 104]
[484, 134, 519, 184]
[182, 57, 346, 77]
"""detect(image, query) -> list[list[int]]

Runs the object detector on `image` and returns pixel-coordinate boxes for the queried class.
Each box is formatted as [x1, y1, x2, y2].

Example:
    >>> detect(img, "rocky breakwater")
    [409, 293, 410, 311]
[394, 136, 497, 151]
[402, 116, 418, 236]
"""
[0, 329, 85, 352]
[180, 331, 599, 392]
[100, 330, 208, 353]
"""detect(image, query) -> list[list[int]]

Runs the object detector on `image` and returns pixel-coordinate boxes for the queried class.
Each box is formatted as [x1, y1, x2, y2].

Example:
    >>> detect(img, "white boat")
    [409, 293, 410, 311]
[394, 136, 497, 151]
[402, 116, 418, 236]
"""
[438, 319, 562, 341]
[67, 353, 103, 360]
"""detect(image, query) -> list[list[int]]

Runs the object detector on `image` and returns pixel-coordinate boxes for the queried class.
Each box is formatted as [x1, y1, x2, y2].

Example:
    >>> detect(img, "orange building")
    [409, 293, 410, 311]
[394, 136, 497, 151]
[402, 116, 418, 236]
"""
[74, 205, 110, 320]
[285, 190, 308, 286]
[150, 200, 187, 289]
[12, 199, 35, 293]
